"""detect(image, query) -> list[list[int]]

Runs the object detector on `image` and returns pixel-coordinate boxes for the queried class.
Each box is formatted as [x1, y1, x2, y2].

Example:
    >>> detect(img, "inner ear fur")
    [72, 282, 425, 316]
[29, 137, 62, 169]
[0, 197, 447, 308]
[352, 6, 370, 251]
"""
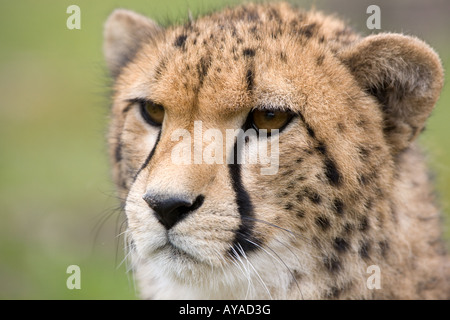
[103, 9, 162, 78]
[340, 33, 444, 153]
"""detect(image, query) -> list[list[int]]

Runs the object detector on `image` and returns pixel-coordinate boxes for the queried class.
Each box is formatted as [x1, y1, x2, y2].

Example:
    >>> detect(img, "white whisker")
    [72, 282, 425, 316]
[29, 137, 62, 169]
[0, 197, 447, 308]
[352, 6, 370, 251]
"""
[244, 238, 304, 300]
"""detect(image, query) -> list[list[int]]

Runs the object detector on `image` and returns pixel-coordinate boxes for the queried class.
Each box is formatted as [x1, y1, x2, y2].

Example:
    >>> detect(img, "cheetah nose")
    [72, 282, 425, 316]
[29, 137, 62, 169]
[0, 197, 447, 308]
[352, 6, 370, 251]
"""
[142, 192, 205, 230]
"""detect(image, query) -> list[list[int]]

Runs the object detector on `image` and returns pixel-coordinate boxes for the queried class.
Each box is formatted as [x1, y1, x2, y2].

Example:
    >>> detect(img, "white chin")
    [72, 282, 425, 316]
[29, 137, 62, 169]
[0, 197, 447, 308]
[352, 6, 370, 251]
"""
[132, 246, 245, 299]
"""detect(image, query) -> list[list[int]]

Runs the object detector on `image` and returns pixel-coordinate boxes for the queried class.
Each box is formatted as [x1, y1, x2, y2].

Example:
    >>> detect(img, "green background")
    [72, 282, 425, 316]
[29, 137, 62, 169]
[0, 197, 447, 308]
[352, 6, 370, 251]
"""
[0, 0, 449, 299]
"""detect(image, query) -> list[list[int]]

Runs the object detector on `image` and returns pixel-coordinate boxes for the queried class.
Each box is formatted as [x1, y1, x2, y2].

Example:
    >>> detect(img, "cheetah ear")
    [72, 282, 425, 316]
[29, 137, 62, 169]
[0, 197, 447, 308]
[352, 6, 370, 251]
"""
[340, 33, 443, 153]
[103, 9, 162, 78]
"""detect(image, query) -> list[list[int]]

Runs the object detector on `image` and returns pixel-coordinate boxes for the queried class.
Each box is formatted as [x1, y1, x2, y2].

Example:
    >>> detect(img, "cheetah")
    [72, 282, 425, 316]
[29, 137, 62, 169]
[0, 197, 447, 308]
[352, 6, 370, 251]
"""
[103, 2, 449, 299]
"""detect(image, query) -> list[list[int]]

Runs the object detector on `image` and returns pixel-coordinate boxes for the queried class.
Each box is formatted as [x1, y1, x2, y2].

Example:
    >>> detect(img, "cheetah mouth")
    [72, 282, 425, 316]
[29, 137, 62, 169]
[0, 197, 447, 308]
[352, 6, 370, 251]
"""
[149, 230, 229, 268]
[154, 242, 205, 266]
[152, 233, 201, 262]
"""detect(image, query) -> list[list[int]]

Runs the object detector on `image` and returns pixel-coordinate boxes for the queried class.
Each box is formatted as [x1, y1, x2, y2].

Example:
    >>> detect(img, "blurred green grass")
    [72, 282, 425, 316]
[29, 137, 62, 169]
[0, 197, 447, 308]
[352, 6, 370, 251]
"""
[0, 0, 448, 299]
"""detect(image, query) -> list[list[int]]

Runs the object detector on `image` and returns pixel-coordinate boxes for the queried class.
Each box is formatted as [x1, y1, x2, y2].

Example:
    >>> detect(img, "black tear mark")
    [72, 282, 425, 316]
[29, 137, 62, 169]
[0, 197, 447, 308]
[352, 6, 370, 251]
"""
[307, 126, 316, 139]
[132, 131, 161, 183]
[228, 140, 259, 256]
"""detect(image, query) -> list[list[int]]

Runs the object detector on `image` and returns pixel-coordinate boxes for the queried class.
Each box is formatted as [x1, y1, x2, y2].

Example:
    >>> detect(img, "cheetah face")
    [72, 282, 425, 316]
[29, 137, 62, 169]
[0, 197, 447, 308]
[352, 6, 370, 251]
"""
[104, 3, 443, 299]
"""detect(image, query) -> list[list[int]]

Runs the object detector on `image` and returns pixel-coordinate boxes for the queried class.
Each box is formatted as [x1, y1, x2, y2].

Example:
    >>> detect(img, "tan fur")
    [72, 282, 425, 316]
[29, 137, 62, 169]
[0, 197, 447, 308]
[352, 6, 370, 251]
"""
[104, 2, 449, 299]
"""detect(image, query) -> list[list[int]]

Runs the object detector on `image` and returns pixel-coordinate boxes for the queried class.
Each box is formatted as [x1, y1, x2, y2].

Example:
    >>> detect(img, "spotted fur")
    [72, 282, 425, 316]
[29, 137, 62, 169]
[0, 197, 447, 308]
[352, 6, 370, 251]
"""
[104, 2, 449, 299]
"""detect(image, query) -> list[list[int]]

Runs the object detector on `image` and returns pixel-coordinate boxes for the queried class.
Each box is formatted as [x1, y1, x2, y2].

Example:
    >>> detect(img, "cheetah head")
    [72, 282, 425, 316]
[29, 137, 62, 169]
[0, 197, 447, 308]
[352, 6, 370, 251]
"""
[104, 3, 443, 299]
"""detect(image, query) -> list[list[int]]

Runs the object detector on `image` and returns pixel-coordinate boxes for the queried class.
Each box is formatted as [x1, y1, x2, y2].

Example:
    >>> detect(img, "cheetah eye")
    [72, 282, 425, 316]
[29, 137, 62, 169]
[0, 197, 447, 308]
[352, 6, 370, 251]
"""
[139, 100, 165, 126]
[250, 109, 294, 134]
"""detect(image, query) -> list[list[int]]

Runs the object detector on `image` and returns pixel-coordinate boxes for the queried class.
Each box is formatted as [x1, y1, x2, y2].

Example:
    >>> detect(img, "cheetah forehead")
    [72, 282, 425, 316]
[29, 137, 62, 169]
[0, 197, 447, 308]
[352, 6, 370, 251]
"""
[120, 2, 360, 115]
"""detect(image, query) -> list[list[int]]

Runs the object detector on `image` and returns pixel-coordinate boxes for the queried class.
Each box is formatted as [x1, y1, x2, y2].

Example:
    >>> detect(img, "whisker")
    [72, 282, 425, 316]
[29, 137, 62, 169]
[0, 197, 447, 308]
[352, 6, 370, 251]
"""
[117, 239, 134, 271]
[240, 242, 273, 300]
[235, 244, 253, 299]
[244, 238, 304, 300]
[91, 204, 121, 242]
[251, 227, 317, 265]
[228, 247, 251, 299]
[122, 230, 139, 295]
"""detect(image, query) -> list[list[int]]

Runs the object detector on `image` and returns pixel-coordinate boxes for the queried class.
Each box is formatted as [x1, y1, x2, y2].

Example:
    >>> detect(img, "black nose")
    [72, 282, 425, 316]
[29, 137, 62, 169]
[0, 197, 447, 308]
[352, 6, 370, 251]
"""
[142, 193, 204, 230]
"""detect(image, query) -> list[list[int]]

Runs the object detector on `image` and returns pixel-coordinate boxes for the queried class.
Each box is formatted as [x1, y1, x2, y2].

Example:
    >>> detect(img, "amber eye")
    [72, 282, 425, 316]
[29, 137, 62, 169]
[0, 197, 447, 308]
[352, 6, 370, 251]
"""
[140, 100, 165, 126]
[251, 109, 293, 134]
